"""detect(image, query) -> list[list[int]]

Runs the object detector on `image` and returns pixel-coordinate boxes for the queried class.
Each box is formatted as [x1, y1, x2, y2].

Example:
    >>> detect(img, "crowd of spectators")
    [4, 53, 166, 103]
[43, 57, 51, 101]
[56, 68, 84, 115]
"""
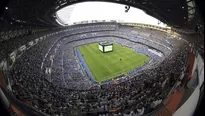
[8, 41, 188, 116]
[0, 23, 190, 116]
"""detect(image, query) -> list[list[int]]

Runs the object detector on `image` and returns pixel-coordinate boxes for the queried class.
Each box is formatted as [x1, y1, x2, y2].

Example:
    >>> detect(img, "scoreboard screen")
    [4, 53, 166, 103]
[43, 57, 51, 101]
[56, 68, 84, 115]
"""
[104, 45, 113, 52]
[98, 42, 113, 53]
[99, 45, 103, 52]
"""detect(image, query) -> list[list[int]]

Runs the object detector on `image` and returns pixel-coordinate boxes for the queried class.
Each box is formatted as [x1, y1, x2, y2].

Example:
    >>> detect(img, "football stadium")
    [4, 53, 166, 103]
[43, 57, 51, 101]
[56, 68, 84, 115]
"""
[0, 1, 204, 116]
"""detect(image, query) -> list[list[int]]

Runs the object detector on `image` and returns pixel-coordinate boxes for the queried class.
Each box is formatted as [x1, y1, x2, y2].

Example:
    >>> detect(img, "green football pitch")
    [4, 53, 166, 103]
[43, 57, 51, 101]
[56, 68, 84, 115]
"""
[78, 43, 149, 83]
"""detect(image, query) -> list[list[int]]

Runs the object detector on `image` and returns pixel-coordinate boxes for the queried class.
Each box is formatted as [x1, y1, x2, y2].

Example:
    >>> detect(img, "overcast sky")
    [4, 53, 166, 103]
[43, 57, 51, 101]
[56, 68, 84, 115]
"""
[56, 2, 168, 27]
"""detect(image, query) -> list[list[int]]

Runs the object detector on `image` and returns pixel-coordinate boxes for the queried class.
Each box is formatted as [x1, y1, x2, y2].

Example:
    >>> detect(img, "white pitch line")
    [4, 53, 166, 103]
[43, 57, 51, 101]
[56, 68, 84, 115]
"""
[102, 62, 113, 73]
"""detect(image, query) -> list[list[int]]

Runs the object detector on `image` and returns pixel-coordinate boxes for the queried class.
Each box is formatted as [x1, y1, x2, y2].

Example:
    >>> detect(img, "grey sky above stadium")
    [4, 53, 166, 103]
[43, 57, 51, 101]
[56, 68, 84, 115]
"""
[56, 2, 168, 27]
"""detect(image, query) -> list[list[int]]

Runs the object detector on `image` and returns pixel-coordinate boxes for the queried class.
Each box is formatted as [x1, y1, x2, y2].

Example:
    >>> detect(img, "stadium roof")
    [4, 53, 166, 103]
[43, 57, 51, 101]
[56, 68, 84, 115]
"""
[0, 0, 202, 32]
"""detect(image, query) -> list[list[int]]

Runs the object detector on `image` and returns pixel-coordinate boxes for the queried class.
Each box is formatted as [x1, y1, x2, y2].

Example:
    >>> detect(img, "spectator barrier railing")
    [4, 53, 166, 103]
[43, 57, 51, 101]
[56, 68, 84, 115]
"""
[76, 48, 95, 82]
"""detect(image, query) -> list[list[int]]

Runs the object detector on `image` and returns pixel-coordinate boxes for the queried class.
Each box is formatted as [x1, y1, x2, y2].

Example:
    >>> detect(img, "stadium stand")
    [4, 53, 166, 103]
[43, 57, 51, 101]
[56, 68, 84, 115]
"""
[0, 23, 192, 115]
[0, 0, 204, 116]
